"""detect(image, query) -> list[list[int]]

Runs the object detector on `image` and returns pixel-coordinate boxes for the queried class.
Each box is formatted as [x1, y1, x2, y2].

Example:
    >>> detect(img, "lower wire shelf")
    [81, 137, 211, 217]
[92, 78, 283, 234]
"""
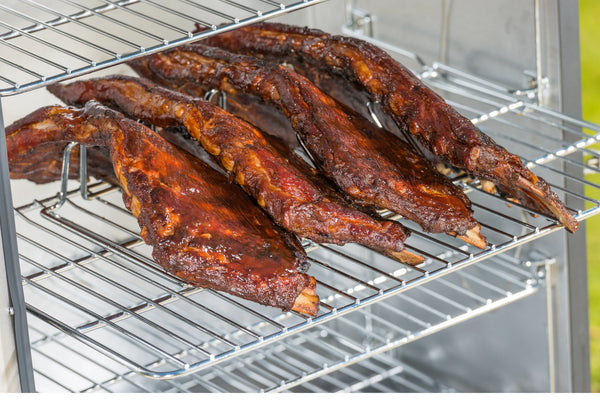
[16, 178, 555, 386]
[26, 235, 542, 392]
[19, 182, 549, 392]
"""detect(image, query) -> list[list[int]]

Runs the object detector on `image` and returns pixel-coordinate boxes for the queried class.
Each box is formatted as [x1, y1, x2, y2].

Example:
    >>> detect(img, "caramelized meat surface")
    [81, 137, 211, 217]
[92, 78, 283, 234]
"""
[6, 102, 318, 315]
[48, 76, 422, 264]
[203, 22, 578, 233]
[128, 46, 486, 248]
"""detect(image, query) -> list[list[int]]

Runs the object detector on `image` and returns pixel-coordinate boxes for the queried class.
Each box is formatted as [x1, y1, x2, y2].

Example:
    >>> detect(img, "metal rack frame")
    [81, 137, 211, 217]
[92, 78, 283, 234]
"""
[0, 0, 328, 96]
[12, 57, 600, 389]
[0, 0, 597, 393]
[25, 243, 544, 392]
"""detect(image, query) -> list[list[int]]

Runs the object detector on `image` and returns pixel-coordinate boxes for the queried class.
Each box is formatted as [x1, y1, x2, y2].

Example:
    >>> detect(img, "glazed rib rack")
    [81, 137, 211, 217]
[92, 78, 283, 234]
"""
[15, 57, 600, 386]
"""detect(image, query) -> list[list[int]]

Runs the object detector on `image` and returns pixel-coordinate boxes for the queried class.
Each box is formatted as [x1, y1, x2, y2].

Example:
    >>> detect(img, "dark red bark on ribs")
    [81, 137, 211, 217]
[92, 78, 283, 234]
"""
[127, 46, 486, 248]
[48, 76, 423, 264]
[202, 22, 578, 233]
[5, 101, 318, 315]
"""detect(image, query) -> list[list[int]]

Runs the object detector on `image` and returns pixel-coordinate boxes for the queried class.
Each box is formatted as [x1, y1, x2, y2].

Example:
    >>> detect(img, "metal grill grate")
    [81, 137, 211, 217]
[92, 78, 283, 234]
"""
[0, 0, 327, 96]
[13, 42, 600, 386]
[26, 244, 539, 392]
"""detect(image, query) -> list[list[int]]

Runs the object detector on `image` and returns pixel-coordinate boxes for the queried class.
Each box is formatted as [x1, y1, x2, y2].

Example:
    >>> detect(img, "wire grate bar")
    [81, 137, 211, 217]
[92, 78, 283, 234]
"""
[0, 36, 69, 74]
[414, 285, 472, 314]
[95, 0, 189, 37]
[64, 198, 142, 239]
[33, 346, 114, 392]
[0, 55, 46, 81]
[1, 0, 140, 38]
[128, 0, 214, 29]
[202, 290, 287, 332]
[16, 207, 179, 286]
[0, 20, 93, 66]
[174, 0, 239, 23]
[0, 0, 328, 95]
[26, 304, 164, 374]
[55, 0, 166, 44]
[29, 326, 154, 393]
[216, 0, 261, 15]
[25, 233, 240, 349]
[33, 367, 77, 392]
[317, 244, 407, 285]
[307, 256, 382, 294]
[22, 254, 214, 361]
[19, 0, 143, 51]
[367, 296, 432, 330]
[41, 207, 176, 278]
[431, 276, 489, 305]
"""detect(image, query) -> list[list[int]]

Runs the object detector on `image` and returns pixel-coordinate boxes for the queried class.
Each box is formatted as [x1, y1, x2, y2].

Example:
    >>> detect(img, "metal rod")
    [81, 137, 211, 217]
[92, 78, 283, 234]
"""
[58, 142, 78, 207]
[28, 325, 153, 392]
[26, 304, 162, 377]
[135, 0, 214, 28]
[21, 254, 213, 361]
[0, 101, 35, 392]
[0, 19, 94, 65]
[94, 0, 189, 36]
[0, 3, 117, 58]
[24, 277, 189, 367]
[19, 0, 143, 51]
[20, 237, 238, 350]
[55, 0, 167, 44]
[0, 36, 70, 74]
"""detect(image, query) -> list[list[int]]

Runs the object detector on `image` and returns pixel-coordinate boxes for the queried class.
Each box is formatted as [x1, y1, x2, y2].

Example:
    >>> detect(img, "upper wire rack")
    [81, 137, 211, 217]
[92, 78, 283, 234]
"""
[0, 0, 328, 96]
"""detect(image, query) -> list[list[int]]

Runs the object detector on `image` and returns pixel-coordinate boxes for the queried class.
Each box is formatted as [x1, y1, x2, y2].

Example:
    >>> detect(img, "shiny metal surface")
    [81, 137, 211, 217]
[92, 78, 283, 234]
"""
[0, 0, 328, 96]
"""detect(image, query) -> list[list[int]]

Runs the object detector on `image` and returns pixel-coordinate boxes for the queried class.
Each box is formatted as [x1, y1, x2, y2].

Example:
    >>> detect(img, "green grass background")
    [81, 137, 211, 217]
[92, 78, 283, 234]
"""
[580, 0, 600, 392]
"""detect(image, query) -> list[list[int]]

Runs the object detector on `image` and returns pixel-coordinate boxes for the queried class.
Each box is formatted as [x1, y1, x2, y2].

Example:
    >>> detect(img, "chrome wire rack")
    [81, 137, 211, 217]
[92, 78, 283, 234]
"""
[0, 0, 327, 96]
[16, 53, 600, 387]
[4, 0, 600, 392]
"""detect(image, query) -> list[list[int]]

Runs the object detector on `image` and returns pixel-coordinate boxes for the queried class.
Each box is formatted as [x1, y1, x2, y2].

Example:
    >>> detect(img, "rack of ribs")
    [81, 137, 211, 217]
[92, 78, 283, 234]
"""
[5, 101, 319, 315]
[48, 76, 423, 265]
[202, 22, 579, 233]
[127, 46, 487, 249]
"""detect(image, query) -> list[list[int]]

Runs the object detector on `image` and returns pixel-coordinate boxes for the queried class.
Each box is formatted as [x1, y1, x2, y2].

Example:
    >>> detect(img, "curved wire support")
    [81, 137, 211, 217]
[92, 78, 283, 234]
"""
[57, 142, 88, 208]
[204, 88, 227, 110]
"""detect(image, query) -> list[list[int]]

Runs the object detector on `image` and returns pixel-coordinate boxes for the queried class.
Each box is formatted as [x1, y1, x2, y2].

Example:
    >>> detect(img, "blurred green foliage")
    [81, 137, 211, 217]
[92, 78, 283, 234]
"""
[580, 0, 600, 392]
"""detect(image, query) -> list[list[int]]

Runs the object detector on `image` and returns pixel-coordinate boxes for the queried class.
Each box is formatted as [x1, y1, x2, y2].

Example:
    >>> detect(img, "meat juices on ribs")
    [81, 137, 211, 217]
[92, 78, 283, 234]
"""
[202, 22, 578, 233]
[127, 47, 487, 249]
[48, 76, 423, 265]
[5, 101, 319, 315]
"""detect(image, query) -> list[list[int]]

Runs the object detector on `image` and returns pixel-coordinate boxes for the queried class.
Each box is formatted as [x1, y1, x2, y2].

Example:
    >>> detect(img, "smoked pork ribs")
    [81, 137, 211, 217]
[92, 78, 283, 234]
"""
[127, 46, 487, 249]
[6, 101, 319, 315]
[202, 22, 578, 233]
[48, 76, 424, 265]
